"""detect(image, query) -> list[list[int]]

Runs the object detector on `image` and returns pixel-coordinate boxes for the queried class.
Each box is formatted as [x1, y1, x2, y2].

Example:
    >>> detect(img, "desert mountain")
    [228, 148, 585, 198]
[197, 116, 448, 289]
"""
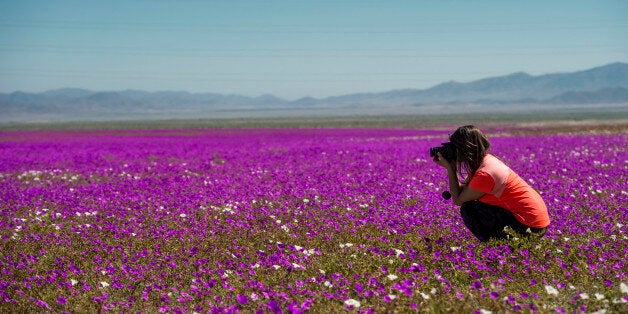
[1, 62, 627, 122]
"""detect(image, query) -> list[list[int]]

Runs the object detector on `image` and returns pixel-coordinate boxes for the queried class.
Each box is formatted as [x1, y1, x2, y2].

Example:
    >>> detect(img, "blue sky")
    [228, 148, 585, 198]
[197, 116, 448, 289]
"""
[1, 0, 626, 99]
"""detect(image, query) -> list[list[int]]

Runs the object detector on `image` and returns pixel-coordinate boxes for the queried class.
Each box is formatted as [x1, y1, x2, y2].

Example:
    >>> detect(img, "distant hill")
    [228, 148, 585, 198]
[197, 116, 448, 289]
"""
[547, 87, 628, 104]
[1, 62, 627, 122]
[309, 62, 628, 106]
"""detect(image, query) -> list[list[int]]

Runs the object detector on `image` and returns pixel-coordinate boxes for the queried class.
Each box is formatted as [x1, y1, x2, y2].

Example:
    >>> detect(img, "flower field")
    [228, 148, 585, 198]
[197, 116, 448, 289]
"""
[0, 127, 626, 313]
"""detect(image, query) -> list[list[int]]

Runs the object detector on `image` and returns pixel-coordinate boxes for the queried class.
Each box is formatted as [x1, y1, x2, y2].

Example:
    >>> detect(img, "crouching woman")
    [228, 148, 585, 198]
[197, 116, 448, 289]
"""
[433, 125, 550, 242]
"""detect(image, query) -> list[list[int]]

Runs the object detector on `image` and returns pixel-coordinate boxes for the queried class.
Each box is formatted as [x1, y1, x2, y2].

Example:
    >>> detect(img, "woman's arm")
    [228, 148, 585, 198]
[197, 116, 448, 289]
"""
[435, 152, 485, 206]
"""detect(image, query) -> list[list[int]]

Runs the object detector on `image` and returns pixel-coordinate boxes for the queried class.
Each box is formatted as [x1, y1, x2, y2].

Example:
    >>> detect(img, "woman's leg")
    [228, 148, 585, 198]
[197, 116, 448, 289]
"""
[459, 201, 518, 242]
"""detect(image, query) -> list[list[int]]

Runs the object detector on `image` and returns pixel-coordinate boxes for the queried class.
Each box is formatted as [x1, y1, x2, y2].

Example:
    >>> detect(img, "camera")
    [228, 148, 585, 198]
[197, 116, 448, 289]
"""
[429, 142, 456, 162]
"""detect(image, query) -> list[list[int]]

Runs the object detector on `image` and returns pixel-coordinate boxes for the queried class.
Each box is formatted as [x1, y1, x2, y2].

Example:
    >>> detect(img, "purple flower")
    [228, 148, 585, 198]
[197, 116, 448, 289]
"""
[236, 294, 249, 304]
[455, 291, 465, 299]
[35, 299, 49, 308]
[355, 282, 364, 293]
[410, 263, 425, 272]
[300, 299, 313, 311]
[56, 296, 67, 305]
[267, 300, 281, 313]
[490, 292, 499, 300]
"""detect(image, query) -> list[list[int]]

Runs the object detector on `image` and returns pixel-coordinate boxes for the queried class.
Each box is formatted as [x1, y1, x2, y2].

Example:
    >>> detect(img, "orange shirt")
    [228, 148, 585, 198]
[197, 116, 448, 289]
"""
[468, 154, 550, 228]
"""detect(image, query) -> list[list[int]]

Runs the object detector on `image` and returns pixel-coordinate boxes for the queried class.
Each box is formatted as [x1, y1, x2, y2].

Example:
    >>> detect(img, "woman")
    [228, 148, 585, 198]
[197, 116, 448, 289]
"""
[433, 125, 550, 242]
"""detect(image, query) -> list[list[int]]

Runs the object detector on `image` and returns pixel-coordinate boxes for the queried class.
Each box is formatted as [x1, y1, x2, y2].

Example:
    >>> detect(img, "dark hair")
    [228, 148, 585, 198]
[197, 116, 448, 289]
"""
[449, 125, 491, 178]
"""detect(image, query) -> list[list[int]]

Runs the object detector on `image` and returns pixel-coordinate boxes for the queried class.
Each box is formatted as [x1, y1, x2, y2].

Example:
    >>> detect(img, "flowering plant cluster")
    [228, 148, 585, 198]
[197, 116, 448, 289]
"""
[0, 127, 626, 313]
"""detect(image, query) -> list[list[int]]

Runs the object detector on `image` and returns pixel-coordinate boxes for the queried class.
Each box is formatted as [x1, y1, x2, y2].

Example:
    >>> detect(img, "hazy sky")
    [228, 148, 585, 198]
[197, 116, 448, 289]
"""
[1, 0, 626, 99]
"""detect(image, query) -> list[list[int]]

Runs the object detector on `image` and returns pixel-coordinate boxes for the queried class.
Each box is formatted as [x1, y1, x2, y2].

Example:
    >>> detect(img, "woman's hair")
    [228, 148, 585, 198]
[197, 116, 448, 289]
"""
[449, 125, 491, 177]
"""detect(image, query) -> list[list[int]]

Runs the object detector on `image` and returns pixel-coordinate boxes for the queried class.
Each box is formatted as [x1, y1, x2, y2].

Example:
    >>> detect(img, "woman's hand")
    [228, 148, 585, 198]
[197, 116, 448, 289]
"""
[433, 152, 484, 205]
[434, 152, 455, 170]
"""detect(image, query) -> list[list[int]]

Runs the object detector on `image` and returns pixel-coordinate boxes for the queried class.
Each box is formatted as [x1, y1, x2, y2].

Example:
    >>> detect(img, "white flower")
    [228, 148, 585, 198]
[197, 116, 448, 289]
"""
[179, 214, 187, 218]
[272, 265, 281, 270]
[580, 293, 589, 299]
[70, 279, 78, 286]
[545, 285, 559, 296]
[394, 249, 404, 257]
[420, 292, 430, 300]
[100, 281, 110, 287]
[291, 263, 305, 270]
[595, 293, 606, 300]
[387, 274, 398, 280]
[323, 281, 332, 287]
[620, 282, 628, 294]
[478, 310, 492, 314]
[387, 294, 396, 300]
[344, 299, 360, 308]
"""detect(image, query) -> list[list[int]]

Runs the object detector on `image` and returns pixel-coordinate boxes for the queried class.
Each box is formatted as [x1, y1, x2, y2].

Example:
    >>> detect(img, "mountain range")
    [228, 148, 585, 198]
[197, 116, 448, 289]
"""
[1, 62, 627, 122]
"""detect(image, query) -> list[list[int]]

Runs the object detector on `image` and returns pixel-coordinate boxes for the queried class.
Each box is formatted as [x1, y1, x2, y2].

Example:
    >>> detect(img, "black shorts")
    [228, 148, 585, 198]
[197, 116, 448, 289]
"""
[460, 201, 547, 242]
